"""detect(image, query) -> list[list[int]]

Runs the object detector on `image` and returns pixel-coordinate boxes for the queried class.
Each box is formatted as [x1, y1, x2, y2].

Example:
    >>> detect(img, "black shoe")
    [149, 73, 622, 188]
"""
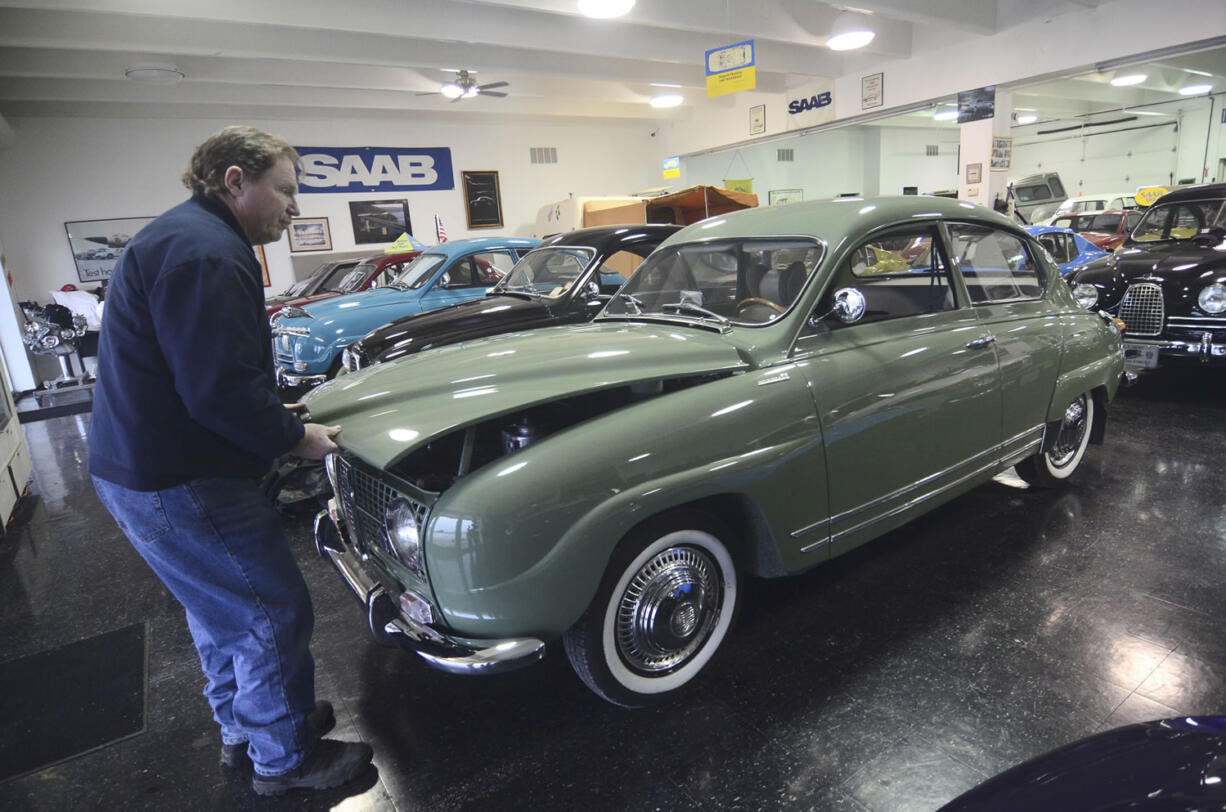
[219, 700, 337, 768]
[251, 739, 373, 796]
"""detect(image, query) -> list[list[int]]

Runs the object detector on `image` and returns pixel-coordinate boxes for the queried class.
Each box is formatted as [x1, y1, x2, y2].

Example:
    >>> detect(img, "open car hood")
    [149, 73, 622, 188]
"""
[302, 323, 749, 469]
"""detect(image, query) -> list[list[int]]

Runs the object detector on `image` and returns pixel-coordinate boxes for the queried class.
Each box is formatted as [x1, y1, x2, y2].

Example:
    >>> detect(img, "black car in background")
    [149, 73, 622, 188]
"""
[341, 224, 680, 371]
[1066, 183, 1226, 371]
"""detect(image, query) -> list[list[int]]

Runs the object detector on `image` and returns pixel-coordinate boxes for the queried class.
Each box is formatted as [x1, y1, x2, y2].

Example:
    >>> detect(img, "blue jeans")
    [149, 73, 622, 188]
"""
[92, 475, 316, 775]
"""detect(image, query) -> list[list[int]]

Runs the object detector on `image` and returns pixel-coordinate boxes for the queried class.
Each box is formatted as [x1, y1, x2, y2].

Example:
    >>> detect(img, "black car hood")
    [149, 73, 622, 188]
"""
[360, 294, 559, 363]
[1112, 240, 1226, 281]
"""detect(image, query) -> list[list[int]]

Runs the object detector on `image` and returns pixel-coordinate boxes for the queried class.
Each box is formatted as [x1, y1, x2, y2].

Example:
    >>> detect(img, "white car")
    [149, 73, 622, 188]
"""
[1043, 191, 1138, 223]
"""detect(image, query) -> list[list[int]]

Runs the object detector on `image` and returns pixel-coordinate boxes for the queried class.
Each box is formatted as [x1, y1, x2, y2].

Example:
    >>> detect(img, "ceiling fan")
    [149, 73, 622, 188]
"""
[419, 69, 509, 102]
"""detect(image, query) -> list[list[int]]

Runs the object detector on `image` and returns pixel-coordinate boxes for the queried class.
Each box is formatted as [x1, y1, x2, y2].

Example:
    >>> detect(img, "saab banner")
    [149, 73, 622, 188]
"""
[295, 146, 455, 193]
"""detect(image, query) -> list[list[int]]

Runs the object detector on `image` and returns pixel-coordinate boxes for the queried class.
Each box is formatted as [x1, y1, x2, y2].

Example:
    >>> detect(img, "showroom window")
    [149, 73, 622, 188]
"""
[946, 223, 1044, 304]
[818, 228, 955, 328]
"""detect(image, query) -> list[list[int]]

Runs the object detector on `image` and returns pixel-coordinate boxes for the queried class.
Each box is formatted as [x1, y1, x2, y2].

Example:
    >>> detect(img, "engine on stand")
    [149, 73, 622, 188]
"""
[18, 300, 94, 395]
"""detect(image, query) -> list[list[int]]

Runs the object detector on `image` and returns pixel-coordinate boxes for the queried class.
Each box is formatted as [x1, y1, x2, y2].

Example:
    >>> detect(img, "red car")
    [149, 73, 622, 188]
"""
[1049, 209, 1143, 251]
[265, 251, 422, 318]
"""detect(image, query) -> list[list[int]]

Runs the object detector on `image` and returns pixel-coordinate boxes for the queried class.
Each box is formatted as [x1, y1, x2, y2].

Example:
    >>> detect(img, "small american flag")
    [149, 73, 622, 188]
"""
[434, 214, 448, 243]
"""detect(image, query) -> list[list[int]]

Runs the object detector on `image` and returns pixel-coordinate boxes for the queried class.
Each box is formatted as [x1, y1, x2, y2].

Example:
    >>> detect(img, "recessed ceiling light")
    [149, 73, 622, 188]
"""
[124, 64, 185, 84]
[827, 11, 876, 51]
[650, 94, 684, 108]
[577, 0, 634, 19]
[933, 109, 959, 121]
[1016, 113, 1038, 124]
[1110, 73, 1147, 87]
[1178, 83, 1213, 95]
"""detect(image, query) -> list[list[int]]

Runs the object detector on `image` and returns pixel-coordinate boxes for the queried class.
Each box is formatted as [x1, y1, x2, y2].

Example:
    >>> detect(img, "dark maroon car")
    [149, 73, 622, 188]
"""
[265, 250, 421, 319]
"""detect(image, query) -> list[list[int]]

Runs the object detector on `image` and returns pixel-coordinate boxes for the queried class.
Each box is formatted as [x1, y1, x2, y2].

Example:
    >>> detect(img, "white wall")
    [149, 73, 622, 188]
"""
[0, 115, 662, 308]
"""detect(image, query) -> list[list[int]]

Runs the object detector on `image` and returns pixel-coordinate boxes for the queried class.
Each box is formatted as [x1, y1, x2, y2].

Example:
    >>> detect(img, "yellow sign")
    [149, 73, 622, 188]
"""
[1134, 186, 1168, 207]
[386, 232, 427, 253]
[662, 156, 680, 180]
[723, 178, 753, 194]
[707, 66, 756, 98]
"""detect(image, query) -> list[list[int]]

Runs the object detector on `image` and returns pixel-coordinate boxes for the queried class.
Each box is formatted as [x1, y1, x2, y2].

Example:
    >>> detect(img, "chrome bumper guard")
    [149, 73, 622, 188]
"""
[276, 367, 328, 389]
[313, 507, 546, 675]
[1124, 335, 1226, 364]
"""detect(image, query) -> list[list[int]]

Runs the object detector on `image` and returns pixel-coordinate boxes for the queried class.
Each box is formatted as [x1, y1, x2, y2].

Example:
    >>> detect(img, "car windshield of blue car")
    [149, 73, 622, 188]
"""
[495, 247, 595, 298]
[393, 254, 446, 288]
[1131, 199, 1226, 242]
[602, 238, 822, 327]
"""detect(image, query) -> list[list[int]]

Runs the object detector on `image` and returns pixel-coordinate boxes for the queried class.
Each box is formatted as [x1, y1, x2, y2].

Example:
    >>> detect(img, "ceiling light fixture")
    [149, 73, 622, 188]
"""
[124, 64, 185, 85]
[1109, 72, 1147, 87]
[649, 93, 684, 108]
[1016, 113, 1038, 124]
[577, 0, 634, 19]
[440, 83, 464, 99]
[1178, 83, 1213, 95]
[827, 11, 876, 51]
[933, 109, 959, 121]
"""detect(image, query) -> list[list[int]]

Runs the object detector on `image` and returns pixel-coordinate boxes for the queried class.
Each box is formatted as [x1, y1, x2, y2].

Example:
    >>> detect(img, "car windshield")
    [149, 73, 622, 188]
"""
[496, 247, 595, 298]
[283, 261, 336, 296]
[393, 254, 446, 288]
[314, 262, 356, 292]
[336, 264, 373, 292]
[603, 238, 823, 327]
[1085, 213, 1122, 232]
[1131, 198, 1226, 242]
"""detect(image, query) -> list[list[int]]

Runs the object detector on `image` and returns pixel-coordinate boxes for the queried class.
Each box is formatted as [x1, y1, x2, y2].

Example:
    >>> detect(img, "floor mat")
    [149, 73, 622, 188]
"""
[0, 623, 146, 783]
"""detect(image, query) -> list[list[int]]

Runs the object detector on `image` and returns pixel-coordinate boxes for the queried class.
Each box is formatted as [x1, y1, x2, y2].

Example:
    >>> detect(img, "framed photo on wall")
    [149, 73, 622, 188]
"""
[990, 136, 1013, 171]
[64, 216, 154, 282]
[966, 162, 983, 184]
[768, 188, 803, 206]
[462, 170, 503, 229]
[348, 199, 411, 245]
[256, 245, 271, 287]
[288, 217, 332, 252]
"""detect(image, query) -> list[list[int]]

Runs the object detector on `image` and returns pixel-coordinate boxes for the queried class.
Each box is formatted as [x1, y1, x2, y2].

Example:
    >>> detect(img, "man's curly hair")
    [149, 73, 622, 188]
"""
[182, 126, 300, 196]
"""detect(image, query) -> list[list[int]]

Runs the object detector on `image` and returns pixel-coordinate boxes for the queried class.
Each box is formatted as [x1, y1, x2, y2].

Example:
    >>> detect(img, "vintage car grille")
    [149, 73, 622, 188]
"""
[1118, 283, 1164, 337]
[334, 455, 430, 561]
[274, 335, 295, 366]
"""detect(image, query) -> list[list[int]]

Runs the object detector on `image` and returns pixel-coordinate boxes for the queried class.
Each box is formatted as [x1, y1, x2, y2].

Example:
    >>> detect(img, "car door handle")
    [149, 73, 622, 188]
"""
[966, 336, 996, 349]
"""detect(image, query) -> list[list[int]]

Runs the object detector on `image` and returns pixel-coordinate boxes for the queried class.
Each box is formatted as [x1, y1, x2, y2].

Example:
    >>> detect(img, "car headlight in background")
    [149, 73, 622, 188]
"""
[1072, 283, 1099, 309]
[1197, 283, 1226, 314]
[385, 497, 423, 575]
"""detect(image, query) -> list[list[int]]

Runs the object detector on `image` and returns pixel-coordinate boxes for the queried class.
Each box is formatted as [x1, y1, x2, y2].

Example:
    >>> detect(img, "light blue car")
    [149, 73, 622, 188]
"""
[1024, 225, 1109, 275]
[273, 236, 539, 389]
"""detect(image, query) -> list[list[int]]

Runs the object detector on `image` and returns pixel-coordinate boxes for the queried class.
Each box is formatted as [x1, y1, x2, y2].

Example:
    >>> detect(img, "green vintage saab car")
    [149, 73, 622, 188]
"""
[302, 196, 1125, 707]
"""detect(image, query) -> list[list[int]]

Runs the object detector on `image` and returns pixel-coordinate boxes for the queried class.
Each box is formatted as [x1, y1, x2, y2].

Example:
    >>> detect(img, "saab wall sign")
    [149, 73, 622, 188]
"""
[788, 91, 832, 114]
[295, 146, 455, 193]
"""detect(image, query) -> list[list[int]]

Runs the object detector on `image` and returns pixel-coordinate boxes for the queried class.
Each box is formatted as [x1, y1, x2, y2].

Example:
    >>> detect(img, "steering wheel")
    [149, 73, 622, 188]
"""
[735, 297, 785, 314]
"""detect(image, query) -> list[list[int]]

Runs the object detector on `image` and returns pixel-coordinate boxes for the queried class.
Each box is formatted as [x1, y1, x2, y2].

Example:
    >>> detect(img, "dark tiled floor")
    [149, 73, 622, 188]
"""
[1, 368, 1224, 811]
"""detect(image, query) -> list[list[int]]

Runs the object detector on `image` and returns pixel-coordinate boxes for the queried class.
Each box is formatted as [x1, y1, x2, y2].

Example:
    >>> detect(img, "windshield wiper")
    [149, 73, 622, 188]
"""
[616, 293, 646, 314]
[661, 301, 730, 325]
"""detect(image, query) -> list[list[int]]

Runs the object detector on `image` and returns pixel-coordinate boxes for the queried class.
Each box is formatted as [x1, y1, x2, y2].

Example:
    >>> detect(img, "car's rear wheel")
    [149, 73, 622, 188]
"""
[1015, 392, 1094, 487]
[563, 512, 739, 708]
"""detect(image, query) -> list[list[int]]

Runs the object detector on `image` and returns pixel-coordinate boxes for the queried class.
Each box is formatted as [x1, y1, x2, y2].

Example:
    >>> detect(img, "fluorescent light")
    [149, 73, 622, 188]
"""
[827, 11, 876, 51]
[650, 93, 683, 108]
[1016, 113, 1038, 124]
[577, 0, 634, 18]
[1110, 73, 1147, 87]
[440, 83, 463, 98]
[650, 82, 681, 88]
[1179, 83, 1213, 95]
[124, 64, 184, 84]
[933, 110, 959, 121]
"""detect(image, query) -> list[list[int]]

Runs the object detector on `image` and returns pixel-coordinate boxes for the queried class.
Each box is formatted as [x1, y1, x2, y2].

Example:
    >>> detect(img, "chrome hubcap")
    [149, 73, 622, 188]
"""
[615, 545, 723, 674]
[1049, 396, 1088, 467]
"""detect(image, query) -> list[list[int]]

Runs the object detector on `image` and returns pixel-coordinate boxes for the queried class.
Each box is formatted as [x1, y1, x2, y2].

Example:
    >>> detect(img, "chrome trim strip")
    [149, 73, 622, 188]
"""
[800, 536, 831, 554]
[791, 517, 829, 539]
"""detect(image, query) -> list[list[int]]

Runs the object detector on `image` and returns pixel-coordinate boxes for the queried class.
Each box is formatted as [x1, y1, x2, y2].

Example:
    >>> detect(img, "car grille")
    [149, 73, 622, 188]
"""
[274, 335, 294, 366]
[1118, 283, 1164, 337]
[334, 455, 430, 562]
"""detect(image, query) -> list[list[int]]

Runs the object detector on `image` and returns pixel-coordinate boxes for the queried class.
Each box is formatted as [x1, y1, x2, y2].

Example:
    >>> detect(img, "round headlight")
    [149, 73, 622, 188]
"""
[1198, 283, 1226, 314]
[39, 335, 60, 350]
[58, 328, 76, 341]
[384, 497, 422, 574]
[1072, 283, 1099, 309]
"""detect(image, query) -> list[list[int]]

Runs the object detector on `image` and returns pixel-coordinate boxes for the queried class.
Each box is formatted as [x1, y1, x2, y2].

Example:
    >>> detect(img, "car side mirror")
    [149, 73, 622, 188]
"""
[830, 287, 867, 324]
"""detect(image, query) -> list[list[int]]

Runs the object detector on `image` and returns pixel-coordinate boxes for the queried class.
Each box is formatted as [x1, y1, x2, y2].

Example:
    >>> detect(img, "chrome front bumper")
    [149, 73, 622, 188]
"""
[1123, 334, 1226, 365]
[276, 367, 328, 389]
[313, 507, 546, 675]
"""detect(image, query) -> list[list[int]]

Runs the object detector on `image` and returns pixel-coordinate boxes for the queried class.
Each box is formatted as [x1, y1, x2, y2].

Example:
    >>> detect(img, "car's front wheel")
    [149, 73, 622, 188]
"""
[1015, 392, 1094, 487]
[563, 512, 739, 708]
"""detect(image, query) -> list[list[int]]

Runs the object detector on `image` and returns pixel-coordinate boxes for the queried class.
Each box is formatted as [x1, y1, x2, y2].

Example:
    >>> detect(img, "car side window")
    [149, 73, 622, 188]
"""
[472, 251, 515, 284]
[947, 223, 1044, 304]
[595, 249, 645, 292]
[818, 228, 955, 329]
[1036, 233, 1072, 264]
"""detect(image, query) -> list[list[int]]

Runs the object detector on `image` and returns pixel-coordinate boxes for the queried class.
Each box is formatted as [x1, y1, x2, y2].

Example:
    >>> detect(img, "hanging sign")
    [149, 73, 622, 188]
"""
[662, 156, 681, 179]
[385, 233, 427, 253]
[706, 40, 756, 98]
[785, 79, 836, 130]
[295, 146, 455, 193]
[724, 178, 753, 194]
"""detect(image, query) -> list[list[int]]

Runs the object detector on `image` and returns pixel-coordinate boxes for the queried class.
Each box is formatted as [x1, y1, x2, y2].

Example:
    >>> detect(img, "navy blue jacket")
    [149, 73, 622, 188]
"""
[89, 193, 305, 490]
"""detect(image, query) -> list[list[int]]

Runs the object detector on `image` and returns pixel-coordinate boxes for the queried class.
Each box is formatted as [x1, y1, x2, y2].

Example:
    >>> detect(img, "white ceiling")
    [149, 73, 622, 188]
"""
[0, 0, 1221, 127]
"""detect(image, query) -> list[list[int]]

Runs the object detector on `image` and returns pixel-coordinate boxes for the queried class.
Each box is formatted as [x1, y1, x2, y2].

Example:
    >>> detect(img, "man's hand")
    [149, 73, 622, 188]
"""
[285, 402, 309, 414]
[291, 422, 341, 460]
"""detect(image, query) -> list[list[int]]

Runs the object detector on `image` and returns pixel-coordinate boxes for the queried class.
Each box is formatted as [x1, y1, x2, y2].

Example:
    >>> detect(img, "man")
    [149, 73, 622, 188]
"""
[89, 125, 372, 796]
